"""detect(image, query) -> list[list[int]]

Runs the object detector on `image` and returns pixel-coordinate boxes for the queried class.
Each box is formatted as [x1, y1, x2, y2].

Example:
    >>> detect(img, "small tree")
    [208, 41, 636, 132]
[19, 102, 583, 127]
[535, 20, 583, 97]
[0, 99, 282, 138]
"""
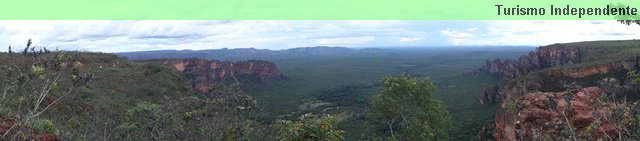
[276, 113, 345, 141]
[369, 74, 451, 140]
[628, 71, 640, 139]
[628, 71, 640, 85]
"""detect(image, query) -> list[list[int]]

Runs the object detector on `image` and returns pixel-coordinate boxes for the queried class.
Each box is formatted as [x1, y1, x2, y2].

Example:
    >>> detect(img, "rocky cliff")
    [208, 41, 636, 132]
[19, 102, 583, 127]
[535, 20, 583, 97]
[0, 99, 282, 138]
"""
[474, 43, 640, 105]
[155, 59, 287, 93]
[478, 85, 500, 105]
[473, 46, 582, 105]
[469, 46, 585, 80]
[468, 40, 640, 140]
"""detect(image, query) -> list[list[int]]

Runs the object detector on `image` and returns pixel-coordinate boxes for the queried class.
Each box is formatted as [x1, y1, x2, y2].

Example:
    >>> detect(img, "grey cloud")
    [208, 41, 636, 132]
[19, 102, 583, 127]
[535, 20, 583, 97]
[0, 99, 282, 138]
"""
[59, 37, 80, 42]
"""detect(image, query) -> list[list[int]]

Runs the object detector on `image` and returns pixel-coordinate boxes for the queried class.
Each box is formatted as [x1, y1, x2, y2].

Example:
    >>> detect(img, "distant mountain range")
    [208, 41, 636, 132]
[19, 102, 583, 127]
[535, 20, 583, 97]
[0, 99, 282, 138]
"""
[116, 46, 537, 61]
[116, 46, 391, 61]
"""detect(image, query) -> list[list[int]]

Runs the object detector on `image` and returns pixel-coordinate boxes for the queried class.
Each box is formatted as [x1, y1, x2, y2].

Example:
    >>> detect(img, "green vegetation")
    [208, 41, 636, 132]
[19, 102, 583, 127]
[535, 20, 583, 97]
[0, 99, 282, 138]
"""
[113, 40, 640, 140]
[33, 119, 58, 136]
[249, 48, 526, 140]
[276, 114, 345, 141]
[545, 40, 640, 66]
[1, 42, 533, 140]
[0, 45, 88, 140]
[0, 44, 272, 140]
[112, 85, 268, 140]
[368, 75, 451, 140]
[628, 70, 640, 85]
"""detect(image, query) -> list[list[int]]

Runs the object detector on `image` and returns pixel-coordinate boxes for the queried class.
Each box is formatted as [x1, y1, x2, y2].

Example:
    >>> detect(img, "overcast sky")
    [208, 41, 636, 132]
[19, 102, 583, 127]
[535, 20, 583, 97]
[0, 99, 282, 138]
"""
[0, 20, 638, 52]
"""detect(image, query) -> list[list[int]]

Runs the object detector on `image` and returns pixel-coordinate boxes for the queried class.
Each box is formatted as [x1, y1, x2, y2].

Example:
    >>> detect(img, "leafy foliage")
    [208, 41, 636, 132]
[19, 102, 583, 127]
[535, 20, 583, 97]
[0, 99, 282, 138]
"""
[32, 119, 58, 136]
[628, 70, 640, 85]
[276, 114, 345, 141]
[112, 83, 274, 141]
[0, 42, 85, 140]
[368, 74, 452, 140]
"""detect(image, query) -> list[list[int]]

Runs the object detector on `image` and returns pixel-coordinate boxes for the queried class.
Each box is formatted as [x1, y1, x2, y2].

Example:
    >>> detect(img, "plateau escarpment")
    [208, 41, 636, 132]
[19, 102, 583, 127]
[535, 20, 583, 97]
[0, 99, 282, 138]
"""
[468, 40, 640, 140]
[470, 45, 585, 80]
[154, 59, 288, 93]
[473, 42, 640, 105]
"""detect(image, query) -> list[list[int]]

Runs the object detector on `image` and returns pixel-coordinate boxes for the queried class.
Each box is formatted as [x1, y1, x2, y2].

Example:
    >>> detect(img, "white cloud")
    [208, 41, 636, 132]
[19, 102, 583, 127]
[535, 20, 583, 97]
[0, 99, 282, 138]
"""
[316, 36, 376, 45]
[0, 20, 429, 52]
[440, 29, 474, 45]
[440, 20, 640, 46]
[440, 29, 473, 38]
[399, 37, 422, 43]
[0, 20, 639, 52]
[465, 27, 478, 32]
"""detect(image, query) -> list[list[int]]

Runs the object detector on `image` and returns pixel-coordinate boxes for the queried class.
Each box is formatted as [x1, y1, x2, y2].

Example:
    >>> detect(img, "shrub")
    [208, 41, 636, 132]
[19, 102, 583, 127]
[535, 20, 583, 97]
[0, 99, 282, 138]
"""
[276, 113, 345, 141]
[33, 119, 58, 135]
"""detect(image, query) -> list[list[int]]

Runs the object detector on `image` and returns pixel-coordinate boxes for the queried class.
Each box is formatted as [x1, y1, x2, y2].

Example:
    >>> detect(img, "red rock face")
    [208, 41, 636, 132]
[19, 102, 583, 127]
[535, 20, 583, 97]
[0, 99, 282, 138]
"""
[549, 64, 612, 78]
[548, 62, 633, 78]
[157, 59, 287, 93]
[494, 87, 620, 140]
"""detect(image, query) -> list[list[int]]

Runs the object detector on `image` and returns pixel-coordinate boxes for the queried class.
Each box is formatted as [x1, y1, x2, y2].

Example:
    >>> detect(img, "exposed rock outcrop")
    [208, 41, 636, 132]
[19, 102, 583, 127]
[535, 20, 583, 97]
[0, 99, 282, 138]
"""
[155, 59, 287, 93]
[478, 85, 500, 105]
[548, 63, 631, 78]
[494, 87, 620, 140]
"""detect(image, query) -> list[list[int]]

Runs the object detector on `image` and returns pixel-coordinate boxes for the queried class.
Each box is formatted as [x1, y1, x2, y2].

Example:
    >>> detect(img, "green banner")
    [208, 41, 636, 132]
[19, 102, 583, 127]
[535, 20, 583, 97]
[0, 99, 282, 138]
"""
[1, 0, 639, 20]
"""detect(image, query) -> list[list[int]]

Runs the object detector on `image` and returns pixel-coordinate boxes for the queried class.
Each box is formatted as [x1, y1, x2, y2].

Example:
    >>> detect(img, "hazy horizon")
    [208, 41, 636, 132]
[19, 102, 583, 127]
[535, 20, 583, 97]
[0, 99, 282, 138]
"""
[0, 20, 638, 52]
